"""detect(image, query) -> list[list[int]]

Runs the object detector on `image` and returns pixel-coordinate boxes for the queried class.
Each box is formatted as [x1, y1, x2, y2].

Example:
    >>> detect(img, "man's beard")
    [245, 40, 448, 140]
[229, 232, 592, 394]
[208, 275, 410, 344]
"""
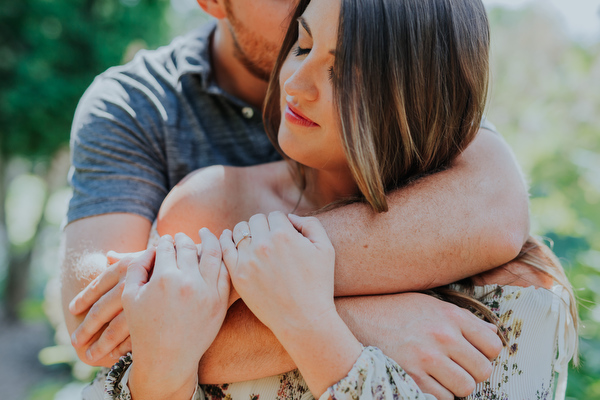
[225, 2, 279, 82]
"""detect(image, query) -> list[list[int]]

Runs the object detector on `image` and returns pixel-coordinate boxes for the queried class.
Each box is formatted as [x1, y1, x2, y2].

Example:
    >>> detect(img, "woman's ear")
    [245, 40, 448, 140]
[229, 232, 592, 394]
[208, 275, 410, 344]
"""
[196, 0, 227, 19]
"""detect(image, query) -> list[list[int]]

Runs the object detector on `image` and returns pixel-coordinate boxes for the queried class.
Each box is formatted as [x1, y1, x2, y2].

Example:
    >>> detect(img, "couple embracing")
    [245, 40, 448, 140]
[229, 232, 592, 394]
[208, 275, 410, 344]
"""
[62, 0, 578, 399]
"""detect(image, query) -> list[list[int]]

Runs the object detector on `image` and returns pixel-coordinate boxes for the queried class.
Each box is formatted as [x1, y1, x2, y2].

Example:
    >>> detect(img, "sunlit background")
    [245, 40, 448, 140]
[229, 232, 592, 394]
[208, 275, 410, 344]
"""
[0, 0, 599, 399]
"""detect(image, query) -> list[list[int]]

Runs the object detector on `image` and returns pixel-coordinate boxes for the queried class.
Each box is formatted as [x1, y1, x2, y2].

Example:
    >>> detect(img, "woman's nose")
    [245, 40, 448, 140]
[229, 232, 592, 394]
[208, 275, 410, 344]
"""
[283, 62, 319, 102]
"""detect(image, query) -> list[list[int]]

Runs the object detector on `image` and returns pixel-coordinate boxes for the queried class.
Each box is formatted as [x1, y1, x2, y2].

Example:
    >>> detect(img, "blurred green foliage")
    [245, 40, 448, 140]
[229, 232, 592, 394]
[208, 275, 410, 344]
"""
[486, 5, 600, 399]
[0, 0, 171, 158]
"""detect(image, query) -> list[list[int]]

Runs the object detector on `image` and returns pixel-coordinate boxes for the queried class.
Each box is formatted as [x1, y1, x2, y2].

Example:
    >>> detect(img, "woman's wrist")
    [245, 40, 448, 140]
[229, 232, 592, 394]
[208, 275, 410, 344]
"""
[273, 308, 363, 397]
[129, 360, 199, 400]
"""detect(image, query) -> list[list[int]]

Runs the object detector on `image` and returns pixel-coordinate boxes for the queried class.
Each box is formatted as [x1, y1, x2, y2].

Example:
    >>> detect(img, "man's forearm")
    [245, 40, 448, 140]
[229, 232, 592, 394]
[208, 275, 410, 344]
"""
[198, 300, 295, 383]
[318, 129, 529, 296]
[61, 251, 109, 335]
[61, 214, 152, 366]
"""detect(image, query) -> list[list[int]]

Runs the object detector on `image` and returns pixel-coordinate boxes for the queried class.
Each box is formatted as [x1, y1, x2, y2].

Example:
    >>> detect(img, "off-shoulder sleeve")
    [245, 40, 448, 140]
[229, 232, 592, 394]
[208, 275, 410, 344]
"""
[319, 346, 436, 400]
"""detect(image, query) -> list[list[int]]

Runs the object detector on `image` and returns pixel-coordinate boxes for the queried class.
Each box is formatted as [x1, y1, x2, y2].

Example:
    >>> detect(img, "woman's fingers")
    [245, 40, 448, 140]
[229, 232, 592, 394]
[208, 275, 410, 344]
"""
[121, 248, 154, 305]
[198, 228, 223, 284]
[217, 261, 231, 303]
[153, 235, 177, 276]
[219, 229, 238, 275]
[248, 213, 270, 238]
[174, 232, 199, 274]
[232, 221, 252, 248]
[287, 214, 331, 247]
[266, 211, 295, 232]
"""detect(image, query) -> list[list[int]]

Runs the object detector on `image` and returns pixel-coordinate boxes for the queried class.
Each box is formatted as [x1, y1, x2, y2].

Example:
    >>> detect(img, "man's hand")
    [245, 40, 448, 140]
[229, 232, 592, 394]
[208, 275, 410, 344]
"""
[69, 251, 147, 365]
[336, 292, 503, 400]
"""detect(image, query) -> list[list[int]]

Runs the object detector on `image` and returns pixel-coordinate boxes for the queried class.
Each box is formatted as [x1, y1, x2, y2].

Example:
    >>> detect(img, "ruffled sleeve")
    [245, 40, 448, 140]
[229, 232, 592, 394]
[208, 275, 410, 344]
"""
[104, 353, 204, 400]
[319, 346, 436, 400]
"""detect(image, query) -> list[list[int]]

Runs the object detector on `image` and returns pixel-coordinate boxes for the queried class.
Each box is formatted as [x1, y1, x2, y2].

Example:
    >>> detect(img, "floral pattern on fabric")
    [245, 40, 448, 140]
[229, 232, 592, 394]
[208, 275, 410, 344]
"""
[319, 346, 434, 400]
[277, 369, 309, 400]
[90, 284, 569, 400]
[105, 353, 133, 400]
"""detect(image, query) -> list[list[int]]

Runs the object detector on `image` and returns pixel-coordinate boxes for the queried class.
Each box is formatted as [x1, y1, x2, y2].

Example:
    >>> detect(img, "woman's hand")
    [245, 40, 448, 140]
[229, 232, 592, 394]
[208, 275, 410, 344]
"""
[220, 212, 336, 335]
[220, 212, 362, 397]
[123, 230, 230, 400]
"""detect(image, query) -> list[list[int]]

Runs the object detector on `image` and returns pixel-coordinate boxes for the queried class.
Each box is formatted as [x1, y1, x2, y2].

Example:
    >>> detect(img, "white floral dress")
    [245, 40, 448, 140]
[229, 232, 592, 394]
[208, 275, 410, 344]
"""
[82, 283, 576, 400]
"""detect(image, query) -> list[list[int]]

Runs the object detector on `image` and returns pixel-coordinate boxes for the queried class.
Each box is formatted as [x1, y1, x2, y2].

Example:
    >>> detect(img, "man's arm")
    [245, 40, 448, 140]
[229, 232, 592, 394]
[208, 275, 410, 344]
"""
[323, 129, 529, 296]
[198, 294, 501, 400]
[61, 213, 151, 366]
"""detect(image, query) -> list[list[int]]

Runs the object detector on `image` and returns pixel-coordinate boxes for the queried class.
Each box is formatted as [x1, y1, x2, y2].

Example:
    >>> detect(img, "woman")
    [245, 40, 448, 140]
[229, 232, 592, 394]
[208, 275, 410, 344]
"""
[90, 0, 578, 398]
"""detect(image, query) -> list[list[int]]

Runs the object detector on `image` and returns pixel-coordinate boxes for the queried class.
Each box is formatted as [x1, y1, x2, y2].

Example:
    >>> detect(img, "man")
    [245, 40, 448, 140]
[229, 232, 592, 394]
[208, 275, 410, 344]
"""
[62, 0, 529, 398]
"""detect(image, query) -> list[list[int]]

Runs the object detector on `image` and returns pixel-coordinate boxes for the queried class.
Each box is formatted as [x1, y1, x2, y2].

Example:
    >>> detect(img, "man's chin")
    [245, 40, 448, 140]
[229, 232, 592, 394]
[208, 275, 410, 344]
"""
[234, 52, 272, 82]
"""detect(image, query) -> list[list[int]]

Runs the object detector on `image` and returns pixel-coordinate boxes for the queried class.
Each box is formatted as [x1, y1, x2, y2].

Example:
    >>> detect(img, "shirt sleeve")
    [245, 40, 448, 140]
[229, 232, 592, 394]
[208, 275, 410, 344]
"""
[319, 346, 436, 400]
[66, 71, 171, 225]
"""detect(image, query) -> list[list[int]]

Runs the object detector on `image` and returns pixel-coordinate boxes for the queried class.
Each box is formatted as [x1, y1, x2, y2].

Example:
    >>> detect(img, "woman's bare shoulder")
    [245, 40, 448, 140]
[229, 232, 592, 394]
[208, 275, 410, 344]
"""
[156, 162, 288, 242]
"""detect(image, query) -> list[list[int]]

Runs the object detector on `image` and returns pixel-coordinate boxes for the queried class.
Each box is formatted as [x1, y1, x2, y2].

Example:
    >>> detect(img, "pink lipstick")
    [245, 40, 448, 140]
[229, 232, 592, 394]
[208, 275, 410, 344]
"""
[285, 104, 319, 128]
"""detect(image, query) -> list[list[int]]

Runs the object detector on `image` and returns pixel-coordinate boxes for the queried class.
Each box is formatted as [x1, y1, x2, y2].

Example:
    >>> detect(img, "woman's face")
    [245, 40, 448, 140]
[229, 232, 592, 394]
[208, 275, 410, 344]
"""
[277, 0, 347, 172]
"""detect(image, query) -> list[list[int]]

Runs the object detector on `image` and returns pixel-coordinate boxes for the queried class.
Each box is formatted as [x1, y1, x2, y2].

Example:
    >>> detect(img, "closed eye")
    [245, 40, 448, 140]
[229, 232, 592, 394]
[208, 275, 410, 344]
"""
[293, 45, 311, 57]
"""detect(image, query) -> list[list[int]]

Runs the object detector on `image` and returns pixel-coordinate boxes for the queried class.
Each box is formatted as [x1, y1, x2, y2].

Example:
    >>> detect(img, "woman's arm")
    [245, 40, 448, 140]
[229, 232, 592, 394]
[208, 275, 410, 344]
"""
[120, 232, 230, 400]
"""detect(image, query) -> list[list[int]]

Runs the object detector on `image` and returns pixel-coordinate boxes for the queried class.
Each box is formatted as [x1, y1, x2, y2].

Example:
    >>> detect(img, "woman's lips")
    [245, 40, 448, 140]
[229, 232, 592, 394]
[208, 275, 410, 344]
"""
[285, 104, 319, 127]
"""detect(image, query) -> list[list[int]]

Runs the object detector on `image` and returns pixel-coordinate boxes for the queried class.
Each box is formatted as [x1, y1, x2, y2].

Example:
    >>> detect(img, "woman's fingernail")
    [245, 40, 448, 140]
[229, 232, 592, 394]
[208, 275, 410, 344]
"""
[85, 349, 93, 361]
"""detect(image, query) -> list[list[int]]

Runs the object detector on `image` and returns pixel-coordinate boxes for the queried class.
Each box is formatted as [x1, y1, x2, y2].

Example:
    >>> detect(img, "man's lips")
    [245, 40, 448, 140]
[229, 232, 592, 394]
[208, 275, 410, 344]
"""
[285, 104, 319, 127]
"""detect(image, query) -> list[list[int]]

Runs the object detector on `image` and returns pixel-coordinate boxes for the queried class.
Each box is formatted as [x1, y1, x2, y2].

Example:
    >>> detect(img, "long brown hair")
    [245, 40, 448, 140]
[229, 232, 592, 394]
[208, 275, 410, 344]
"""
[265, 0, 490, 212]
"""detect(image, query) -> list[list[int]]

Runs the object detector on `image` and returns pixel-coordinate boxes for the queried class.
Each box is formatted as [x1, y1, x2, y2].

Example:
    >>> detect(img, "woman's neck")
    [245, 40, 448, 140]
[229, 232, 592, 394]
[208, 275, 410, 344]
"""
[296, 167, 359, 212]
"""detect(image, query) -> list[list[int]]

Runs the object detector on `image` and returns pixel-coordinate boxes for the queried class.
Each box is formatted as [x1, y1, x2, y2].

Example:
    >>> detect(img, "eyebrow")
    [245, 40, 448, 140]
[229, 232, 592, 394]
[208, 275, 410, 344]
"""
[298, 17, 312, 37]
[298, 16, 337, 56]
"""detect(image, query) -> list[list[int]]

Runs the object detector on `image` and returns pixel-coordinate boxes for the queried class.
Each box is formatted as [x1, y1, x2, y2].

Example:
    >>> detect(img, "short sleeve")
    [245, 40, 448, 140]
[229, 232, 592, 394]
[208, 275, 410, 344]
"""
[67, 72, 170, 224]
[319, 346, 436, 400]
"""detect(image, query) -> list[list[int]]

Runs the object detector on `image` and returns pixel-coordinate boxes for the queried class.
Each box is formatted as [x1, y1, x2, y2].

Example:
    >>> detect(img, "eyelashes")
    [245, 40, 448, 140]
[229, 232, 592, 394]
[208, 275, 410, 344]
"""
[293, 45, 310, 57]
[293, 45, 335, 82]
[328, 66, 335, 82]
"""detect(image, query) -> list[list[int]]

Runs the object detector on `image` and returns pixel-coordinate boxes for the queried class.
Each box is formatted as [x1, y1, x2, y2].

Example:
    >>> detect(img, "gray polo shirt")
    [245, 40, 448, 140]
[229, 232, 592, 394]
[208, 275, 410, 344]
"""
[67, 22, 281, 224]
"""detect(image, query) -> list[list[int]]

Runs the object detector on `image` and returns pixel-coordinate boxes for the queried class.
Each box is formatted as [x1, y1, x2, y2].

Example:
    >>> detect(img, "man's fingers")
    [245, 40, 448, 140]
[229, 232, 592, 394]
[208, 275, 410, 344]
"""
[449, 338, 494, 383]
[71, 282, 125, 349]
[85, 312, 129, 362]
[106, 250, 145, 265]
[410, 374, 455, 400]
[424, 356, 477, 398]
[112, 336, 132, 360]
[460, 310, 504, 361]
[69, 258, 126, 315]
[198, 228, 222, 284]
[174, 232, 199, 273]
